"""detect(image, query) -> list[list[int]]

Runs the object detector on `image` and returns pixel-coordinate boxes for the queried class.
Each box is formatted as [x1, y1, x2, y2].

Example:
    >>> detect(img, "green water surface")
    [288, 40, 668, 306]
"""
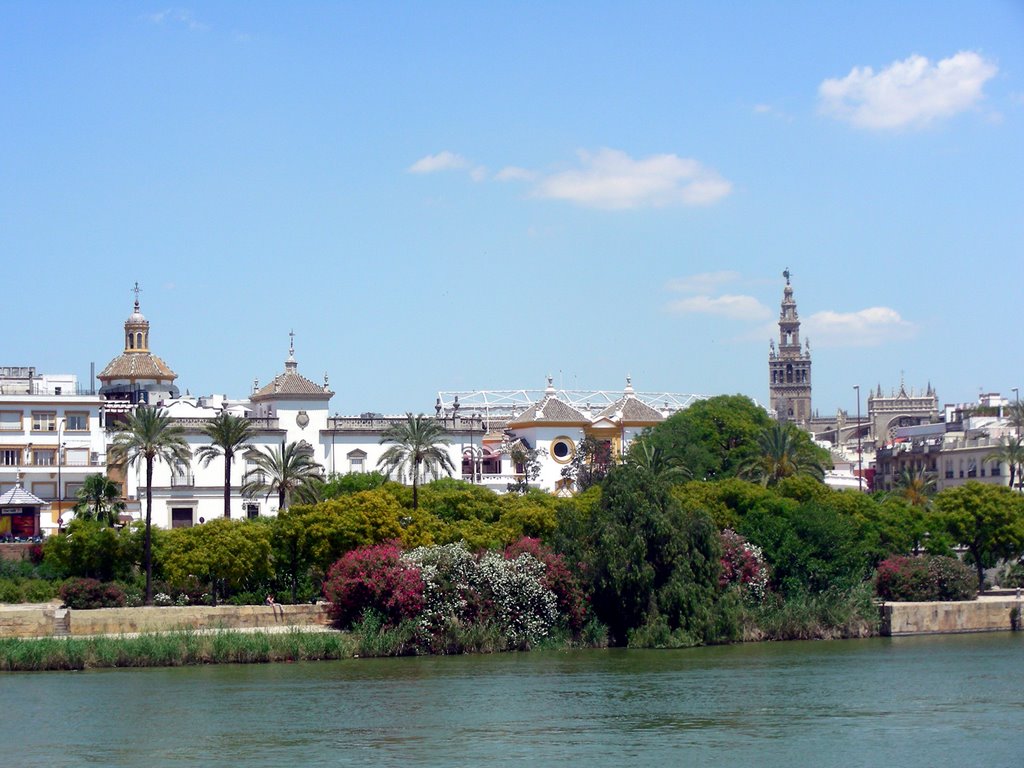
[4, 633, 1023, 767]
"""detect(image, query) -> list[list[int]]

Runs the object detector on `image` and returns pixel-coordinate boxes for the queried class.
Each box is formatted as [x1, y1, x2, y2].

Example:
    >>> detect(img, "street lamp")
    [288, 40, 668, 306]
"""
[56, 418, 66, 528]
[1012, 387, 1020, 441]
[854, 385, 863, 492]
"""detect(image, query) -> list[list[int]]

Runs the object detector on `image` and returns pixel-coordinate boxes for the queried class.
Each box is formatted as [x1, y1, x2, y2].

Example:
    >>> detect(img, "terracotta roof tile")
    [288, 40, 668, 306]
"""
[98, 353, 177, 381]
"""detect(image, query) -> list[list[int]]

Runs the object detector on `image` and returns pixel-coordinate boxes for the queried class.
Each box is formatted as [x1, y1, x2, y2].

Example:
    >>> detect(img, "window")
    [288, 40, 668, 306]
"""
[945, 460, 954, 479]
[65, 482, 83, 500]
[32, 449, 55, 466]
[65, 448, 89, 466]
[246, 503, 260, 520]
[0, 411, 21, 431]
[550, 437, 575, 464]
[171, 508, 194, 528]
[991, 462, 1001, 477]
[31, 412, 56, 431]
[1, 449, 22, 467]
[32, 482, 56, 500]
[347, 449, 367, 474]
[967, 459, 977, 478]
[65, 412, 89, 431]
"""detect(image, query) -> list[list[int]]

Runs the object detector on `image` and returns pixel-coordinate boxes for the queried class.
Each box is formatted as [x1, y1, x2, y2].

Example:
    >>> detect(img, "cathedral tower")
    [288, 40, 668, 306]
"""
[768, 269, 811, 424]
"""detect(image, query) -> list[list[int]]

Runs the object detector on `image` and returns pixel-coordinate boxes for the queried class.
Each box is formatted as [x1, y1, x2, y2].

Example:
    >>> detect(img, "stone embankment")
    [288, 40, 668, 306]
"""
[879, 594, 1022, 636]
[0, 602, 332, 639]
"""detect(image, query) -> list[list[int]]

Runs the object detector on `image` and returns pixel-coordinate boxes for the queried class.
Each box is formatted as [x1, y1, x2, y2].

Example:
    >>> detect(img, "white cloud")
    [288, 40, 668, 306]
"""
[469, 166, 488, 182]
[819, 51, 997, 130]
[495, 166, 537, 182]
[666, 271, 741, 295]
[804, 307, 918, 347]
[533, 148, 731, 209]
[666, 294, 772, 321]
[147, 8, 208, 31]
[408, 151, 469, 174]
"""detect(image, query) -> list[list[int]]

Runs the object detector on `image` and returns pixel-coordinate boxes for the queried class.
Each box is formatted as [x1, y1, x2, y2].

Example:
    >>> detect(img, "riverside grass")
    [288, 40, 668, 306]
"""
[0, 629, 359, 672]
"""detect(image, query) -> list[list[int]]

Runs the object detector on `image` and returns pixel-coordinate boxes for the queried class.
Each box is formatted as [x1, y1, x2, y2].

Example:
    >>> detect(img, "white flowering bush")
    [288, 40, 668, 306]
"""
[153, 592, 174, 607]
[403, 542, 559, 649]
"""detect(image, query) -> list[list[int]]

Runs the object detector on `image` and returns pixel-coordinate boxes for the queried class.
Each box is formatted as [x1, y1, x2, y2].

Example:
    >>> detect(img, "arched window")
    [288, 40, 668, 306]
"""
[136, 332, 143, 348]
[786, 364, 793, 383]
[127, 333, 134, 349]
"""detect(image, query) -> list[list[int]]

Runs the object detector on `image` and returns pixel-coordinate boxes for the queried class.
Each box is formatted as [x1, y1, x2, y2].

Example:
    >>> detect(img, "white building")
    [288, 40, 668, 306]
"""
[0, 367, 107, 537]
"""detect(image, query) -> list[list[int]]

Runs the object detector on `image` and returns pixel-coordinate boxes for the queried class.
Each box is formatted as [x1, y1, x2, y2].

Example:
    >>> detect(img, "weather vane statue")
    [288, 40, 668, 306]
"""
[783, 268, 791, 284]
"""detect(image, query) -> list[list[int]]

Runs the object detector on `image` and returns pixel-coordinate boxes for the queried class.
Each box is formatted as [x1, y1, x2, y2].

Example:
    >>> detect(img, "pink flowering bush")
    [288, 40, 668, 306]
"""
[719, 529, 770, 602]
[323, 542, 425, 628]
[59, 578, 126, 609]
[875, 555, 974, 602]
[505, 537, 589, 633]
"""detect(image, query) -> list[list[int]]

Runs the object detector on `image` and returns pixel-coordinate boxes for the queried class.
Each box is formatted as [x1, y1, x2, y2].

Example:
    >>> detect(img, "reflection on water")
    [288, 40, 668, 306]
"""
[4, 633, 1023, 767]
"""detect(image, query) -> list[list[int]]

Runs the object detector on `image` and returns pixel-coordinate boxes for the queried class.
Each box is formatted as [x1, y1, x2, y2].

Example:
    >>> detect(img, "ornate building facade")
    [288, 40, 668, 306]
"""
[768, 270, 812, 424]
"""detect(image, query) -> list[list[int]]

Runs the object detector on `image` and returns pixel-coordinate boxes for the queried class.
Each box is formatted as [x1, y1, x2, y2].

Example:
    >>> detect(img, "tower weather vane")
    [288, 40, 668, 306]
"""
[783, 268, 791, 284]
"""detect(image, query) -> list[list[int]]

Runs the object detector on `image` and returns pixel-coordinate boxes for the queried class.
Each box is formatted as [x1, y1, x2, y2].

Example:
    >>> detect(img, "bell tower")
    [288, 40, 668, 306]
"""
[768, 269, 812, 424]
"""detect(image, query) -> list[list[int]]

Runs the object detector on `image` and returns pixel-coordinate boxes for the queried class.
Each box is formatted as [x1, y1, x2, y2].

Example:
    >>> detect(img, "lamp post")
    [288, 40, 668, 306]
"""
[1012, 387, 1020, 441]
[331, 412, 337, 475]
[854, 385, 863, 492]
[56, 418, 65, 527]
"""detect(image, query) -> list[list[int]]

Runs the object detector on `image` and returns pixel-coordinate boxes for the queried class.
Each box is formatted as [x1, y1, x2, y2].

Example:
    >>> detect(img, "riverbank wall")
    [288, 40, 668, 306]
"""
[879, 597, 1022, 636]
[0, 603, 332, 639]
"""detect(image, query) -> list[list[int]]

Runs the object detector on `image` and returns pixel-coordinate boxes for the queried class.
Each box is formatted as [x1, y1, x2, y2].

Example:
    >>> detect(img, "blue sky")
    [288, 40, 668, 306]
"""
[3, 2, 1022, 415]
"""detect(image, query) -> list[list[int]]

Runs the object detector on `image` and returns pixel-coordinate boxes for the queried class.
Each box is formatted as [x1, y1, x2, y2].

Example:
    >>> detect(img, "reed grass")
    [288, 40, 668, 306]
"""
[0, 629, 359, 672]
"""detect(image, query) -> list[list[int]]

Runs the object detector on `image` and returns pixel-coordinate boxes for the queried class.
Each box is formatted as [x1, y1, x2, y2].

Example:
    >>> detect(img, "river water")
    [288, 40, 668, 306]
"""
[4, 633, 1022, 767]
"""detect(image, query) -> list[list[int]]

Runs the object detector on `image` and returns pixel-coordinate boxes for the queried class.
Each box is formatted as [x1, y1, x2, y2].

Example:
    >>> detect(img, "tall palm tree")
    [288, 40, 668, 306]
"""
[241, 442, 324, 511]
[893, 467, 936, 508]
[740, 422, 825, 487]
[986, 436, 1024, 492]
[195, 412, 257, 518]
[73, 473, 125, 526]
[377, 413, 455, 509]
[110, 406, 191, 604]
[626, 437, 692, 485]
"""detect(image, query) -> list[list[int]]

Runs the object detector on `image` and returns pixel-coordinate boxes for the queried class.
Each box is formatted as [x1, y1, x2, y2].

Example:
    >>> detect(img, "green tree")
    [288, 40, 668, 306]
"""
[586, 464, 728, 646]
[739, 422, 825, 487]
[739, 497, 873, 595]
[110, 405, 191, 604]
[163, 518, 273, 603]
[644, 395, 773, 481]
[241, 441, 324, 511]
[506, 444, 544, 494]
[934, 482, 1024, 590]
[321, 471, 389, 499]
[44, 518, 141, 582]
[892, 467, 937, 509]
[985, 436, 1024, 493]
[626, 436, 691, 484]
[73, 473, 125, 526]
[376, 413, 455, 510]
[195, 412, 257, 518]
[561, 435, 615, 492]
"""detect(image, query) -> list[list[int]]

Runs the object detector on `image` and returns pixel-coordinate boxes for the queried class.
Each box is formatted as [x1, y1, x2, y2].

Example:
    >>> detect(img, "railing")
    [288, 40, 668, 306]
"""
[173, 416, 280, 430]
[170, 473, 194, 488]
[328, 415, 486, 432]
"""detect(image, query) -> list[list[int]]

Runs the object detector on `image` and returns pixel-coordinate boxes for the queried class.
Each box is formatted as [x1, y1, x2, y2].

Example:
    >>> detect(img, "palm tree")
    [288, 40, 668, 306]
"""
[195, 412, 257, 518]
[893, 467, 936, 508]
[73, 473, 125, 526]
[376, 413, 455, 509]
[241, 442, 324, 511]
[626, 437, 691, 484]
[740, 422, 825, 487]
[986, 436, 1024, 492]
[110, 406, 191, 604]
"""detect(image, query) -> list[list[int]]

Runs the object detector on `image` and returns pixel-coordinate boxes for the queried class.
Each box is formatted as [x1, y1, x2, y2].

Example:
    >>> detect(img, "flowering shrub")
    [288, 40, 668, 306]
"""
[875, 555, 975, 602]
[153, 592, 174, 606]
[504, 537, 589, 632]
[719, 529, 770, 603]
[403, 542, 559, 649]
[28, 543, 45, 565]
[323, 542, 425, 629]
[59, 578, 126, 609]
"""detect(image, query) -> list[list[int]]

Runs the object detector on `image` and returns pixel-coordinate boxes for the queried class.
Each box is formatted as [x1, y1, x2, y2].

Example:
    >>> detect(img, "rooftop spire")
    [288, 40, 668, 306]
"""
[286, 330, 297, 370]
